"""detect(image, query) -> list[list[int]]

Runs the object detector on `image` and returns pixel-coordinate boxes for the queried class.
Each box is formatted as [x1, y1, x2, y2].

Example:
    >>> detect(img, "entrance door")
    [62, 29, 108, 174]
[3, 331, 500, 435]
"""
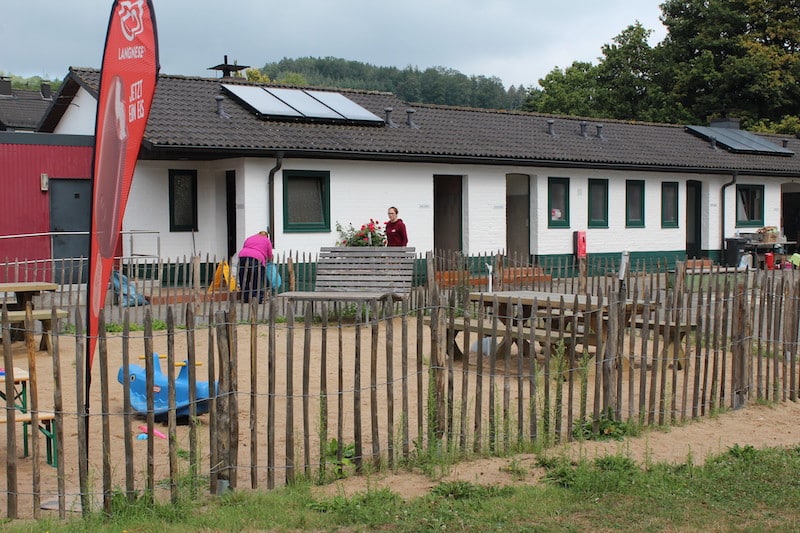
[225, 170, 237, 259]
[782, 191, 800, 246]
[686, 180, 702, 258]
[433, 175, 462, 254]
[506, 174, 530, 263]
[49, 178, 91, 284]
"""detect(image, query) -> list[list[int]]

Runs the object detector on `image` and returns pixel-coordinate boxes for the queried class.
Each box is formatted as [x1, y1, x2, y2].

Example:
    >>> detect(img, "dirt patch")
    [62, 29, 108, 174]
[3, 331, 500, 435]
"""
[313, 401, 800, 501]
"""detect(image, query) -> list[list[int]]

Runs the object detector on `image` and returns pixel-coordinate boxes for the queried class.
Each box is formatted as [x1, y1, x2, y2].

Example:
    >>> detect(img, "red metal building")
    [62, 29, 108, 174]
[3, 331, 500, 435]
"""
[0, 131, 93, 281]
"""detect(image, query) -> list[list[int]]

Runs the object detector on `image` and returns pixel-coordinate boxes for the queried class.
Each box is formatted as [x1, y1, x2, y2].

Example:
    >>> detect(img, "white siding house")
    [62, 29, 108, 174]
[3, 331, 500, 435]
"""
[38, 68, 800, 266]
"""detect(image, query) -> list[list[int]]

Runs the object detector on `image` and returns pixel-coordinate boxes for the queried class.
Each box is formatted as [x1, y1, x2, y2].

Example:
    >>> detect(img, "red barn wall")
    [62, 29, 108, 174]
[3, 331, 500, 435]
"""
[0, 132, 93, 280]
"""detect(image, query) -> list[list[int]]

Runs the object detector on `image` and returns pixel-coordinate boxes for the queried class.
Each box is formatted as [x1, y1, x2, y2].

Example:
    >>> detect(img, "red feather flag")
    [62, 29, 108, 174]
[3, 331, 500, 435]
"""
[87, 0, 159, 372]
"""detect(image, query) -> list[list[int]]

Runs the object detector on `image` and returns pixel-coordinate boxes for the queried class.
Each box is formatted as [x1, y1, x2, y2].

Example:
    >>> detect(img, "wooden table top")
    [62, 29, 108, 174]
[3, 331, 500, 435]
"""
[0, 367, 29, 384]
[469, 290, 606, 309]
[280, 290, 399, 302]
[0, 282, 58, 293]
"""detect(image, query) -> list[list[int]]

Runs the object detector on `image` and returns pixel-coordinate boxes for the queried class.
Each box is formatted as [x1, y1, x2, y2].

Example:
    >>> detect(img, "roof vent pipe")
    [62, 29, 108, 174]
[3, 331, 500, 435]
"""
[547, 119, 555, 136]
[782, 139, 789, 148]
[406, 108, 419, 129]
[710, 136, 717, 150]
[385, 107, 398, 128]
[595, 124, 604, 139]
[0, 77, 11, 97]
[215, 95, 230, 118]
[580, 121, 588, 138]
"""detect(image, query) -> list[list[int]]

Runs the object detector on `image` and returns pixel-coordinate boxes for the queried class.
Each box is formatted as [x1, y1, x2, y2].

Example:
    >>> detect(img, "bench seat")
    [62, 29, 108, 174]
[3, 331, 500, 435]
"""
[628, 315, 698, 370]
[3, 308, 68, 351]
[423, 315, 595, 362]
[0, 410, 58, 467]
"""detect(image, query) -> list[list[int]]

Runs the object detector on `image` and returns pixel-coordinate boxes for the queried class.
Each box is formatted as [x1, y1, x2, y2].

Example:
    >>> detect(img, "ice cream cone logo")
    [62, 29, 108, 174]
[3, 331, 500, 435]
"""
[118, 0, 145, 41]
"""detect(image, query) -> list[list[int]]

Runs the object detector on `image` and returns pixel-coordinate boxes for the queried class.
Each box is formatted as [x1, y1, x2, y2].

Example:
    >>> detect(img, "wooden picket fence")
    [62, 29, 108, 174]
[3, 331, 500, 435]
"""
[0, 253, 798, 520]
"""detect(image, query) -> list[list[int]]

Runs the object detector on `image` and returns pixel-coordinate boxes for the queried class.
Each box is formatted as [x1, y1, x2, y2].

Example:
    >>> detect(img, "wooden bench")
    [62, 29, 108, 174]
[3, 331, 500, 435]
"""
[629, 315, 699, 370]
[423, 315, 594, 362]
[282, 246, 416, 304]
[4, 308, 69, 351]
[0, 409, 58, 467]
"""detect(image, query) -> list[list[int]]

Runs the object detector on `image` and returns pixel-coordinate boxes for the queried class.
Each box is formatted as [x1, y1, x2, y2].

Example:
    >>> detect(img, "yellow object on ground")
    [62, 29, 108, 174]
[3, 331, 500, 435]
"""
[208, 260, 237, 292]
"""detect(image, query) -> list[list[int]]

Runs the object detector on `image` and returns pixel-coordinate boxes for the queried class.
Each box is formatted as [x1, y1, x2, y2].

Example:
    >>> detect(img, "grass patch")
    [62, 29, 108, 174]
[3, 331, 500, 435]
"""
[12, 445, 800, 532]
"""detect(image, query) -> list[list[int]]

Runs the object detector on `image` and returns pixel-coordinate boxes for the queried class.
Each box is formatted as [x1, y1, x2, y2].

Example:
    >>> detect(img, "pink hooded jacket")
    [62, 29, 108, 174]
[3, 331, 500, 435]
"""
[238, 232, 273, 265]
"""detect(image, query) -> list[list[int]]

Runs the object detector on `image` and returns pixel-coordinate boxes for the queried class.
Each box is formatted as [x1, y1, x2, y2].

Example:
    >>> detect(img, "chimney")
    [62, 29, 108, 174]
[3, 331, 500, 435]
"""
[406, 108, 419, 129]
[595, 124, 604, 139]
[710, 136, 717, 149]
[580, 120, 588, 138]
[40, 83, 52, 100]
[208, 55, 249, 78]
[547, 119, 555, 136]
[215, 95, 230, 118]
[384, 107, 398, 128]
[0, 77, 11, 97]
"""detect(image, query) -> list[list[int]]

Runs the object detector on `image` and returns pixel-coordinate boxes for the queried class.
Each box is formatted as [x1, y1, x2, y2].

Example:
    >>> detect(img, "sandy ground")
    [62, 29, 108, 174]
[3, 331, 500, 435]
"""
[314, 400, 800, 500]
[2, 314, 800, 514]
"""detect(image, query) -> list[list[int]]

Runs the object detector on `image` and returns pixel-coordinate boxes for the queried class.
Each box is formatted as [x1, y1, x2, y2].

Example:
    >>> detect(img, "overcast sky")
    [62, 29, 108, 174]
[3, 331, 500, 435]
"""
[1, 1, 667, 89]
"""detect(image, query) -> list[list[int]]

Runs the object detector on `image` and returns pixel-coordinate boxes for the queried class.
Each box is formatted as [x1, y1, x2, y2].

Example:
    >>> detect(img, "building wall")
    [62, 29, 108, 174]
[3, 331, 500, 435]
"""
[0, 133, 92, 269]
[119, 154, 786, 263]
[52, 88, 96, 135]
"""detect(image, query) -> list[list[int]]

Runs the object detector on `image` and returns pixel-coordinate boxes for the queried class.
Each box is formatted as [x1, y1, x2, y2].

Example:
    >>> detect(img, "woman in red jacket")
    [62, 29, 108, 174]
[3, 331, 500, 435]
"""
[385, 206, 408, 247]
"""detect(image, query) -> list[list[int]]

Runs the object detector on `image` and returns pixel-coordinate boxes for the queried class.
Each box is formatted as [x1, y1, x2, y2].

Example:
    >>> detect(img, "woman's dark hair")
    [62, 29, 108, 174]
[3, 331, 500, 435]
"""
[389, 206, 398, 214]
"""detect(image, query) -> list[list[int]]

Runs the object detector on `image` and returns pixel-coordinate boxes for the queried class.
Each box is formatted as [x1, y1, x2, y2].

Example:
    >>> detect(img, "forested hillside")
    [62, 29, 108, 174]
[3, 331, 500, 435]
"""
[254, 57, 527, 111]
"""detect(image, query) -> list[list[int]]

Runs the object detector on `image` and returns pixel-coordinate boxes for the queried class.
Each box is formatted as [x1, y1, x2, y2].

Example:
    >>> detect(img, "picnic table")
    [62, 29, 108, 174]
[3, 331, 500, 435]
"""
[0, 282, 58, 311]
[0, 282, 64, 348]
[0, 367, 57, 466]
[431, 290, 642, 361]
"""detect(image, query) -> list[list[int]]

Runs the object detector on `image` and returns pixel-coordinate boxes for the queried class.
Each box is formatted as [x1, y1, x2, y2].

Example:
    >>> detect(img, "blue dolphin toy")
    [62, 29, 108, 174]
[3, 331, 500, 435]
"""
[117, 353, 215, 421]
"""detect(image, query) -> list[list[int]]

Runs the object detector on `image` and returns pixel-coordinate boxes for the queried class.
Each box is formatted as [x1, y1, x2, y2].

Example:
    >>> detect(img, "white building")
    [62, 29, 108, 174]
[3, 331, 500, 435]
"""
[39, 67, 800, 267]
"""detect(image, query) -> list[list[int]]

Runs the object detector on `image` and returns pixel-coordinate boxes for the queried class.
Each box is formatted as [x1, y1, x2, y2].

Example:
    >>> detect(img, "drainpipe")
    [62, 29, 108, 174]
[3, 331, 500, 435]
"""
[268, 153, 283, 247]
[720, 170, 737, 252]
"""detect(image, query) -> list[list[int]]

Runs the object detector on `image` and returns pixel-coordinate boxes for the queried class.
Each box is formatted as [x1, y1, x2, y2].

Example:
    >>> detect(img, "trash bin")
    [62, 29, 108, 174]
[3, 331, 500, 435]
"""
[764, 252, 775, 270]
[724, 237, 747, 267]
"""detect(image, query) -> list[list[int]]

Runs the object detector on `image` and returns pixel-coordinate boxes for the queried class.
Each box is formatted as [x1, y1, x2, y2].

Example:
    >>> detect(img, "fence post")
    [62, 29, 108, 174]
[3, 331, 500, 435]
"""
[214, 310, 233, 493]
[732, 282, 751, 409]
[426, 252, 446, 440]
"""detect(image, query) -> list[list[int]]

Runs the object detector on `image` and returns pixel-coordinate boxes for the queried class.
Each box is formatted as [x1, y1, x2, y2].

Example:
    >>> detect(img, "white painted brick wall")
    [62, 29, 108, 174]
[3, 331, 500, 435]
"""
[122, 158, 786, 260]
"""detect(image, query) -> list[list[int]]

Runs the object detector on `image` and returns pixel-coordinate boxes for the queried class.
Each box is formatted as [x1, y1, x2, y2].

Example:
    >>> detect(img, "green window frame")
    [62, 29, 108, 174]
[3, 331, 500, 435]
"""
[735, 184, 764, 227]
[283, 170, 331, 232]
[548, 177, 570, 228]
[626, 179, 645, 228]
[587, 178, 608, 228]
[168, 169, 198, 232]
[661, 181, 679, 228]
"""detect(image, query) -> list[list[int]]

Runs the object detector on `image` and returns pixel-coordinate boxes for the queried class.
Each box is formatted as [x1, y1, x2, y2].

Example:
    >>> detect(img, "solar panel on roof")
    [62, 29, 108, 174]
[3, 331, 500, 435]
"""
[686, 125, 794, 156]
[306, 90, 383, 123]
[265, 88, 344, 120]
[221, 84, 302, 117]
[221, 84, 384, 125]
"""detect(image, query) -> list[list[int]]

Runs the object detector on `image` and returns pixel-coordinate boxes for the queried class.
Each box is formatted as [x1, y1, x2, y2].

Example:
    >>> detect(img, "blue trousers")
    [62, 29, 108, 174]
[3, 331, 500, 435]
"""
[238, 257, 266, 303]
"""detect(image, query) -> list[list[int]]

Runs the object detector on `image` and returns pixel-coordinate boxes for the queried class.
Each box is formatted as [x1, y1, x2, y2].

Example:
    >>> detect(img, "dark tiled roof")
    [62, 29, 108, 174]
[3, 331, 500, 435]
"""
[43, 67, 800, 176]
[0, 88, 52, 130]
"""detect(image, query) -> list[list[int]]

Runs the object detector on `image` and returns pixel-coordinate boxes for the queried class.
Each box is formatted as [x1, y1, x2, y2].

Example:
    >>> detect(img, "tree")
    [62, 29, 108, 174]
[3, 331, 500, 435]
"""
[245, 68, 271, 83]
[594, 23, 664, 121]
[522, 61, 600, 117]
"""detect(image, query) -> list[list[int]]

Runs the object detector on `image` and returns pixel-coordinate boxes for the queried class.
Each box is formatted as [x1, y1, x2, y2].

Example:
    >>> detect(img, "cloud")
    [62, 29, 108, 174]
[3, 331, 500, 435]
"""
[1, 0, 666, 89]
